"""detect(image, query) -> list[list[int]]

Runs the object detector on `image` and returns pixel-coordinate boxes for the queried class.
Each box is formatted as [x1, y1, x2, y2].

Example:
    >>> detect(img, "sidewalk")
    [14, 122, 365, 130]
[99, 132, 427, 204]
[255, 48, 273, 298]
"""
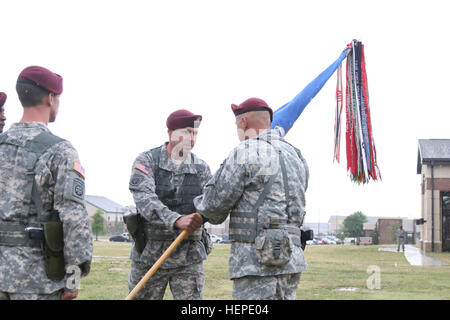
[378, 245, 448, 266]
[403, 245, 448, 266]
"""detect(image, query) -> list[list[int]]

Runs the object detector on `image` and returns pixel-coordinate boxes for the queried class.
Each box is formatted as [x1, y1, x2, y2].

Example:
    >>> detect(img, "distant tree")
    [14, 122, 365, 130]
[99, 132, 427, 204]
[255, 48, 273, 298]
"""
[342, 211, 367, 238]
[92, 209, 106, 241]
[336, 231, 346, 241]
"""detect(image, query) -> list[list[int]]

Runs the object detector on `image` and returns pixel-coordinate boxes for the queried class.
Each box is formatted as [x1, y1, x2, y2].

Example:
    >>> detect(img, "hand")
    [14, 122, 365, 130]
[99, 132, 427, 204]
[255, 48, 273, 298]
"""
[174, 213, 202, 234]
[61, 289, 78, 300]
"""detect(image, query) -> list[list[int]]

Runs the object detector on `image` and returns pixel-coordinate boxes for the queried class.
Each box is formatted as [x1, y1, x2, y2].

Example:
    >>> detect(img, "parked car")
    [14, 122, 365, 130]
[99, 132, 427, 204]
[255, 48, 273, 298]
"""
[323, 237, 337, 244]
[218, 234, 231, 244]
[109, 234, 130, 242]
[210, 234, 223, 243]
[314, 237, 324, 245]
[327, 236, 343, 244]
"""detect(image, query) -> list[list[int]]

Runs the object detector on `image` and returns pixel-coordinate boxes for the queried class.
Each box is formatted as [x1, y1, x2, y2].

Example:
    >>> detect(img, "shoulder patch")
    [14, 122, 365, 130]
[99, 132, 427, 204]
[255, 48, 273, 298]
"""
[65, 172, 85, 205]
[130, 174, 145, 186]
[136, 163, 151, 175]
[73, 160, 85, 179]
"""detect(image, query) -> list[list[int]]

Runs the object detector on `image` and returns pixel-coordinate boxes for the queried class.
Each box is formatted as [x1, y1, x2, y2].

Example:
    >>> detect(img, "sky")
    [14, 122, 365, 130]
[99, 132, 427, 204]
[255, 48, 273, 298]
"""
[1, 0, 449, 224]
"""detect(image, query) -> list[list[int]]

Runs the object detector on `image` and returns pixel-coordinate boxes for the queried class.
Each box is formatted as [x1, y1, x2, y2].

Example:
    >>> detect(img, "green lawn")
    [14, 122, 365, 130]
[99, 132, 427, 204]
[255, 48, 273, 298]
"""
[77, 242, 450, 300]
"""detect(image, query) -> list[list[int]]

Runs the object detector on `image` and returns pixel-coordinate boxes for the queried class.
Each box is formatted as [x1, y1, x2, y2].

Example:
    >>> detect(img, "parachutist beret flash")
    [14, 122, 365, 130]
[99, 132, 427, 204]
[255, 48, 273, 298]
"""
[166, 109, 202, 131]
[231, 97, 273, 122]
[0, 92, 6, 107]
[17, 66, 63, 95]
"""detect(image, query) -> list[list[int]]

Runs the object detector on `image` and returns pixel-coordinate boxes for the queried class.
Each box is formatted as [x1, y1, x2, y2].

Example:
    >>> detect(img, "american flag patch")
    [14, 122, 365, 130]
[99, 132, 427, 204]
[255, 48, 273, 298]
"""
[136, 163, 151, 175]
[73, 160, 85, 179]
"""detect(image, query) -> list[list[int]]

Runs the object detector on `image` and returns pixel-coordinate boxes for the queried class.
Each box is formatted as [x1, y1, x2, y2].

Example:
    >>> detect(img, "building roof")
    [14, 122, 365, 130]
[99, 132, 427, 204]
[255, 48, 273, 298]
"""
[85, 195, 127, 213]
[328, 216, 347, 222]
[417, 139, 450, 174]
[328, 216, 379, 224]
[304, 222, 330, 228]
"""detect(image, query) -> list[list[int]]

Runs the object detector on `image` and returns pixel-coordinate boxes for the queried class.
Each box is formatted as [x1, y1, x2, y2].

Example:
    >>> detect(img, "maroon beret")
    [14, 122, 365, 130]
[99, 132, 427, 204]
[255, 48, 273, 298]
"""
[17, 66, 63, 95]
[231, 97, 273, 122]
[166, 109, 202, 131]
[0, 92, 6, 107]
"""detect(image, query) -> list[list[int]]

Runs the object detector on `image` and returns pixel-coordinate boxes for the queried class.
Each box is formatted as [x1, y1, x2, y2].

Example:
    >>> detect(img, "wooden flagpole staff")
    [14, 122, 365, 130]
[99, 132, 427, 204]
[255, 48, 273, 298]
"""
[125, 213, 202, 300]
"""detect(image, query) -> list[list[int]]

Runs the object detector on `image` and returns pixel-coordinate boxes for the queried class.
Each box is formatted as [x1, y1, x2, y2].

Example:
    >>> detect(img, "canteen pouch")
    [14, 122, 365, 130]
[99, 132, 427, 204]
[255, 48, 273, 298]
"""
[201, 228, 213, 255]
[43, 221, 65, 281]
[124, 213, 146, 254]
[254, 229, 292, 267]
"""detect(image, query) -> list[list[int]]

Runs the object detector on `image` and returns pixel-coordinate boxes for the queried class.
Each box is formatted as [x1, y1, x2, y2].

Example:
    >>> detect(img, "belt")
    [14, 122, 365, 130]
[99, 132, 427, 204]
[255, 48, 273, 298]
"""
[0, 222, 42, 248]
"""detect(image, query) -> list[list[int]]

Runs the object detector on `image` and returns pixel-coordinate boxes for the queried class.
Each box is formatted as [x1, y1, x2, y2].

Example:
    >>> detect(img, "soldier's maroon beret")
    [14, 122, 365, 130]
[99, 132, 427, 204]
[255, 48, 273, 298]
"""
[231, 97, 273, 122]
[17, 66, 63, 95]
[166, 109, 202, 130]
[0, 92, 6, 107]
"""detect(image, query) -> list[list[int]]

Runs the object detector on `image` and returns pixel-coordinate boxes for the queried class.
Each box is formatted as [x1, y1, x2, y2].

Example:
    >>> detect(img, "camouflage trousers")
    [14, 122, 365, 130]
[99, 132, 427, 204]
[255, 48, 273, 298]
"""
[397, 237, 405, 252]
[0, 289, 63, 300]
[232, 273, 301, 300]
[128, 260, 205, 300]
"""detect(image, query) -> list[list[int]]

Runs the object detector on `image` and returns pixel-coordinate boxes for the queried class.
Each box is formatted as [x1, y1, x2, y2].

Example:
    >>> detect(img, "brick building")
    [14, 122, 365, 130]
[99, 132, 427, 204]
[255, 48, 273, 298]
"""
[417, 139, 450, 252]
[376, 218, 402, 244]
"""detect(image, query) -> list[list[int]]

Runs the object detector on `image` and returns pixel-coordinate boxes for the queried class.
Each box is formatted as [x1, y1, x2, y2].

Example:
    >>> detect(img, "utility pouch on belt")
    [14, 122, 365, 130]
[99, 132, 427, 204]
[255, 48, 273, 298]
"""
[124, 212, 146, 254]
[255, 228, 292, 267]
[43, 221, 65, 281]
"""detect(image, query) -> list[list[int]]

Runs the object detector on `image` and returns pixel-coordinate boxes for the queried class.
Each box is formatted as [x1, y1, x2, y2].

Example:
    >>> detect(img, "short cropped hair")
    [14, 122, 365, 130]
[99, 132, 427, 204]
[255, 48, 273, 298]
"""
[16, 82, 51, 107]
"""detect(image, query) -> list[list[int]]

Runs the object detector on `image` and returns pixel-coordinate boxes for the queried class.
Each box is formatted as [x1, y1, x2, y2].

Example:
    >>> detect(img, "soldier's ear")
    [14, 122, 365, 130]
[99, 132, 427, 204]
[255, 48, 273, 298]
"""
[242, 117, 249, 130]
[40, 93, 52, 107]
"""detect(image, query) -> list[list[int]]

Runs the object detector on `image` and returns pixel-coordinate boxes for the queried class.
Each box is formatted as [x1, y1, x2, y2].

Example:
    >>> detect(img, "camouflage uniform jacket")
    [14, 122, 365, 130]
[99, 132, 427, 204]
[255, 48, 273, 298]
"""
[396, 229, 407, 238]
[129, 144, 212, 268]
[0, 122, 93, 293]
[194, 129, 309, 279]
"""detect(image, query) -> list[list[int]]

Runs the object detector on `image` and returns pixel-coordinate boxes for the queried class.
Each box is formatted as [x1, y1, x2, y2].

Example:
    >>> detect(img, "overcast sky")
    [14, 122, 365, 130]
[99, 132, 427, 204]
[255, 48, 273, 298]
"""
[1, 0, 449, 224]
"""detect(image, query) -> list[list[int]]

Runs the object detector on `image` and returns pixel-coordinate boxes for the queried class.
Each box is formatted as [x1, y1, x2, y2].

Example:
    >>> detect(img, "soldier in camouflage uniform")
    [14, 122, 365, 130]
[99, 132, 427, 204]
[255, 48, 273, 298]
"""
[396, 225, 407, 252]
[0, 66, 93, 300]
[127, 109, 212, 300]
[194, 97, 309, 300]
[0, 92, 7, 133]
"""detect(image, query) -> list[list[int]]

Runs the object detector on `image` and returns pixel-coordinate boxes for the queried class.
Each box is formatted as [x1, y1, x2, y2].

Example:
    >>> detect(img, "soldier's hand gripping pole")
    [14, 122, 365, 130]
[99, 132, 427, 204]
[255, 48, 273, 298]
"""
[125, 212, 204, 300]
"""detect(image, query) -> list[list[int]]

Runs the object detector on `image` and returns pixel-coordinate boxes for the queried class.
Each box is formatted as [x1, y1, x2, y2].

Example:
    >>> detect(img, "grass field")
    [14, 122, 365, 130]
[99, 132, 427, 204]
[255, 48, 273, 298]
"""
[78, 241, 450, 300]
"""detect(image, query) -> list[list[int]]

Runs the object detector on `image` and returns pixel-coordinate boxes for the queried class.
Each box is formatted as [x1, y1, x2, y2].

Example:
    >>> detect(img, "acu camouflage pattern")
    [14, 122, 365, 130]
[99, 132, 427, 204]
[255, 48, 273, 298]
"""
[194, 129, 309, 280]
[0, 122, 93, 294]
[396, 228, 407, 252]
[128, 261, 204, 300]
[0, 290, 63, 300]
[232, 273, 301, 300]
[128, 144, 212, 268]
